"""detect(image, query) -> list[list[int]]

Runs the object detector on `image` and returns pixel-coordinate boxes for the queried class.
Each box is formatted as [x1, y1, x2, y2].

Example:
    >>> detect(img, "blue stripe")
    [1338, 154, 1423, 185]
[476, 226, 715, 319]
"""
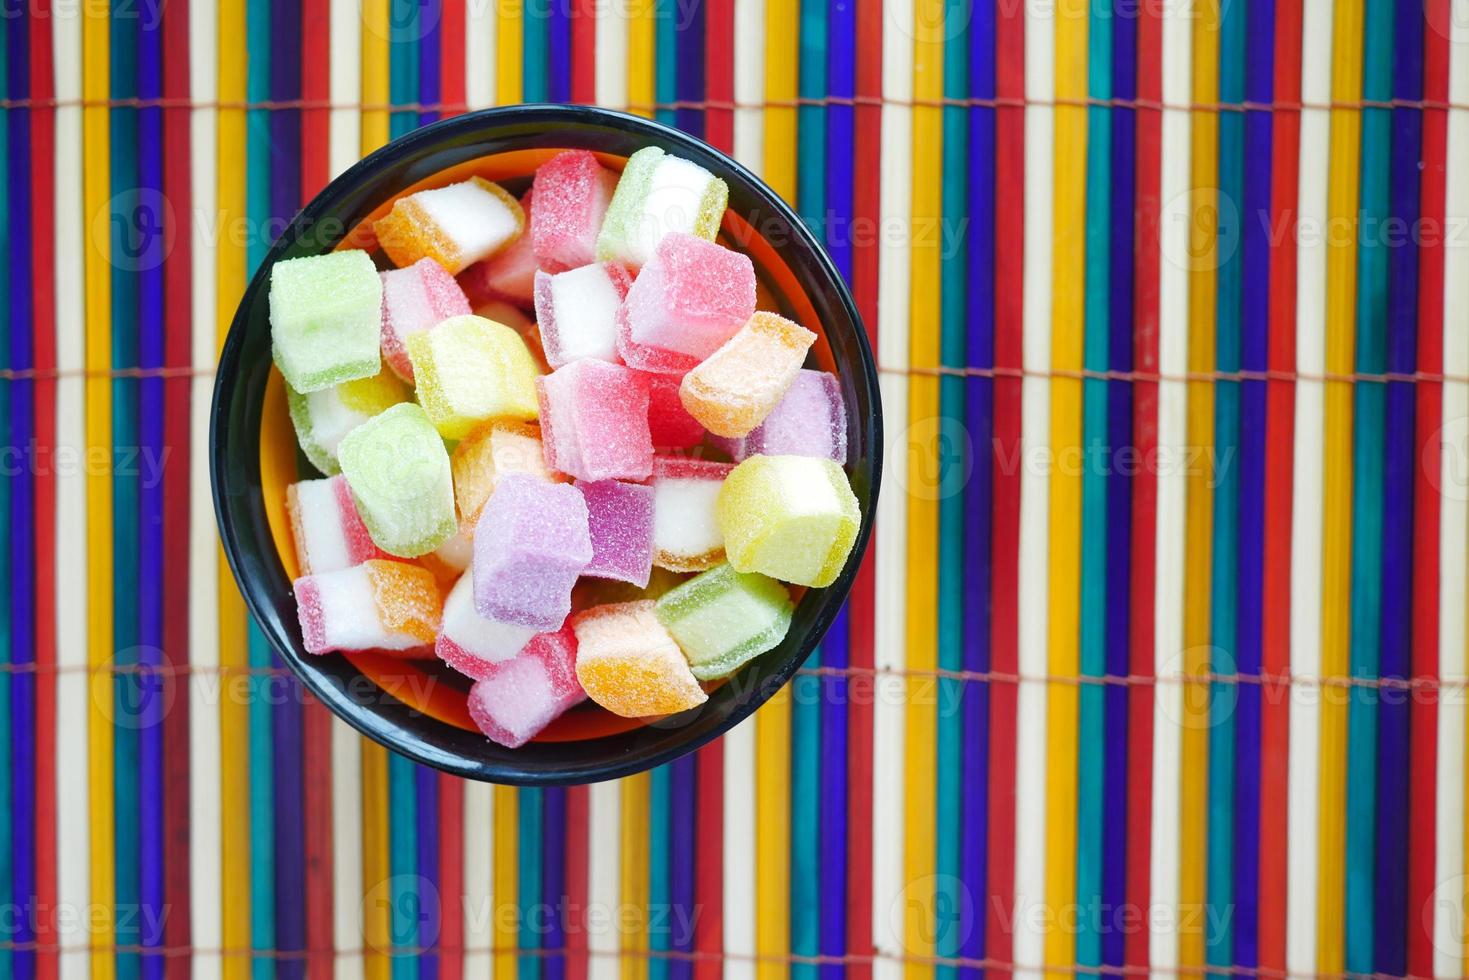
[388, 753, 418, 980]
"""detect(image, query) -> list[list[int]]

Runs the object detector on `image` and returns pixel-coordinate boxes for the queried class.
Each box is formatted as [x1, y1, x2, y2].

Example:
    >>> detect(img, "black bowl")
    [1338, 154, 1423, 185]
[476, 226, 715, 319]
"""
[212, 103, 882, 785]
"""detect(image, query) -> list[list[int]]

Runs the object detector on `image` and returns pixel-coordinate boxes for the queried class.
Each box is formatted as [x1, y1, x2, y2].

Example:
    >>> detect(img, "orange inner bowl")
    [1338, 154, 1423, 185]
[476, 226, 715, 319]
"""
[258, 147, 834, 742]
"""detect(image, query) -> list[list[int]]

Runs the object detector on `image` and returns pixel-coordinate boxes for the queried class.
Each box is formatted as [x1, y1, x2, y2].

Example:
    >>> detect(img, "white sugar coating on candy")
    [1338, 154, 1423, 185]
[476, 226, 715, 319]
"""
[596, 147, 728, 269]
[571, 601, 708, 717]
[458, 189, 538, 308]
[472, 475, 594, 630]
[576, 479, 655, 588]
[269, 249, 383, 393]
[294, 563, 434, 655]
[436, 572, 537, 675]
[287, 367, 409, 475]
[650, 458, 734, 572]
[451, 421, 560, 531]
[337, 402, 457, 558]
[653, 563, 793, 680]
[712, 370, 847, 463]
[716, 454, 861, 588]
[531, 150, 619, 273]
[407, 314, 541, 440]
[537, 360, 654, 482]
[432, 525, 474, 573]
[534, 262, 632, 367]
[287, 476, 382, 575]
[619, 233, 756, 371]
[379, 257, 472, 381]
[380, 178, 523, 274]
[467, 628, 585, 748]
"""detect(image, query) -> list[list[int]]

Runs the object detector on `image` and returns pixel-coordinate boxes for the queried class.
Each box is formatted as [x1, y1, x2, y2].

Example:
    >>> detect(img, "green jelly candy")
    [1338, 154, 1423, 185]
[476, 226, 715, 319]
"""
[338, 403, 457, 558]
[287, 368, 410, 475]
[269, 249, 383, 393]
[654, 563, 793, 681]
[595, 147, 728, 269]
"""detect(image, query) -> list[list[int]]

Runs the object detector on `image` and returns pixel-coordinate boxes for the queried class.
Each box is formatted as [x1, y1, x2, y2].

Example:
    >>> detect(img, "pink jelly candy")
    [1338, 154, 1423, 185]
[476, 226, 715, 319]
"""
[712, 369, 848, 462]
[457, 189, 538, 308]
[531, 150, 619, 273]
[294, 560, 441, 656]
[642, 371, 706, 450]
[473, 475, 593, 630]
[379, 257, 473, 382]
[534, 262, 633, 367]
[650, 456, 734, 572]
[537, 360, 654, 481]
[467, 627, 586, 748]
[617, 232, 756, 375]
[435, 572, 537, 679]
[287, 475, 386, 575]
[576, 479, 655, 588]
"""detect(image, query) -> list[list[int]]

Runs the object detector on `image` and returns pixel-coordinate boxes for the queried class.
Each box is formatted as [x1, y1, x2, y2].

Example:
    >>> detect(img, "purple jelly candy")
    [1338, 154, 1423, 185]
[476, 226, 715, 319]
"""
[576, 479, 655, 588]
[713, 370, 847, 463]
[472, 474, 594, 630]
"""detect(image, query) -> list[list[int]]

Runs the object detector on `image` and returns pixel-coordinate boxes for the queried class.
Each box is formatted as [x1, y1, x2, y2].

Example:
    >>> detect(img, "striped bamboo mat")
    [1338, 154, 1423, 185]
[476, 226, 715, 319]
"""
[3, 0, 1469, 977]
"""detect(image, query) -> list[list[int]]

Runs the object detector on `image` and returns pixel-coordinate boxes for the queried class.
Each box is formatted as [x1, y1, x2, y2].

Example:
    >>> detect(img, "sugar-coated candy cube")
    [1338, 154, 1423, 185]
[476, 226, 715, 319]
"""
[531, 150, 619, 272]
[418, 524, 474, 586]
[571, 601, 708, 717]
[294, 560, 441, 656]
[473, 475, 593, 630]
[654, 563, 794, 680]
[457, 189, 538, 308]
[713, 370, 847, 463]
[374, 177, 524, 274]
[596, 147, 728, 269]
[574, 566, 689, 608]
[651, 457, 733, 572]
[679, 312, 817, 438]
[467, 628, 586, 748]
[577, 479, 655, 588]
[338, 403, 458, 558]
[269, 249, 383, 393]
[379, 257, 472, 381]
[618, 233, 756, 375]
[286, 367, 409, 475]
[534, 262, 632, 367]
[287, 475, 387, 575]
[435, 572, 537, 679]
[537, 360, 654, 481]
[451, 420, 561, 531]
[408, 314, 541, 439]
[642, 372, 705, 450]
[717, 455, 861, 587]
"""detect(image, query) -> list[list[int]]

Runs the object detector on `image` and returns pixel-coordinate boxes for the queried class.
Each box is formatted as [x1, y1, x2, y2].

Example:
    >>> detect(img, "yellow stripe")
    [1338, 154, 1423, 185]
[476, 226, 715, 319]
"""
[496, 0, 523, 105]
[361, 0, 390, 153]
[1317, 0, 1362, 966]
[215, 0, 252, 969]
[763, 0, 799, 206]
[620, 774, 651, 980]
[362, 744, 392, 980]
[903, 1, 945, 978]
[494, 786, 520, 980]
[626, 0, 655, 118]
[82, 3, 115, 976]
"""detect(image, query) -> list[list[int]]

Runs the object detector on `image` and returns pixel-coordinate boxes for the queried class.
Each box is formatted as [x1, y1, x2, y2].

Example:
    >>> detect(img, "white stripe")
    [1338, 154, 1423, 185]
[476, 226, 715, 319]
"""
[1434, 11, 1469, 973]
[465, 0, 496, 110]
[1148, 0, 1190, 974]
[870, 2, 911, 975]
[1284, 0, 1329, 969]
[1011, 0, 1053, 975]
[732, 0, 766, 170]
[593, 0, 627, 111]
[329, 722, 364, 980]
[722, 723, 757, 980]
[53, 14, 89, 979]
[463, 781, 494, 979]
[328, 0, 362, 179]
[586, 779, 621, 980]
[187, 0, 222, 975]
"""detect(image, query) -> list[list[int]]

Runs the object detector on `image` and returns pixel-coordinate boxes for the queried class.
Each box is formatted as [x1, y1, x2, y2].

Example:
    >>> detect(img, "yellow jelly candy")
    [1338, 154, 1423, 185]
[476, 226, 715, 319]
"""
[716, 455, 860, 588]
[408, 315, 541, 440]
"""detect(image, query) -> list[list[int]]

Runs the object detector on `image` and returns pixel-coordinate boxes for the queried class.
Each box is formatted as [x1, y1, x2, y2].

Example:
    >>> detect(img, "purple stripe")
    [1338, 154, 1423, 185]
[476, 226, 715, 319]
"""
[667, 754, 697, 980]
[547, 0, 572, 102]
[673, 0, 705, 137]
[541, 786, 567, 980]
[417, 765, 442, 980]
[419, 0, 442, 124]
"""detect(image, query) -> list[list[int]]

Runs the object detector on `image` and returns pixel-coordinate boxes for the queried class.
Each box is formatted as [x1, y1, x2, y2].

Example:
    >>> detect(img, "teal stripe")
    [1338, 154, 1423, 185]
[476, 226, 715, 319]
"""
[518, 787, 544, 980]
[1075, 0, 1112, 965]
[934, 0, 970, 976]
[795, 0, 827, 237]
[654, 0, 678, 129]
[522, 0, 548, 102]
[389, 0, 419, 138]
[0, 17, 13, 979]
[1345, 0, 1393, 966]
[648, 766, 672, 980]
[790, 647, 822, 980]
[388, 754, 419, 980]
[245, 0, 272, 274]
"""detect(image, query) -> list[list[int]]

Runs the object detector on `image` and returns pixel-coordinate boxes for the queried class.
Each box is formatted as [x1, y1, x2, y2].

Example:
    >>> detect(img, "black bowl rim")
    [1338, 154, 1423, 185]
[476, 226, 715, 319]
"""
[211, 103, 883, 785]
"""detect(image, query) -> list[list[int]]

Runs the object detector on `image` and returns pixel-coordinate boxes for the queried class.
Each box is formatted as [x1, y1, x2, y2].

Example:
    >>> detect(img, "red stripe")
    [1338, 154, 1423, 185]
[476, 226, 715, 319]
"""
[441, 0, 468, 115]
[29, 8, 58, 979]
[845, 3, 882, 977]
[702, 0, 734, 153]
[692, 744, 724, 980]
[985, 0, 1023, 972]
[438, 773, 465, 980]
[570, 0, 596, 105]
[300, 701, 334, 980]
[1123, 0, 1160, 968]
[564, 785, 590, 980]
[1408, 2, 1449, 973]
[159, 0, 195, 973]
[301, 0, 331, 197]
